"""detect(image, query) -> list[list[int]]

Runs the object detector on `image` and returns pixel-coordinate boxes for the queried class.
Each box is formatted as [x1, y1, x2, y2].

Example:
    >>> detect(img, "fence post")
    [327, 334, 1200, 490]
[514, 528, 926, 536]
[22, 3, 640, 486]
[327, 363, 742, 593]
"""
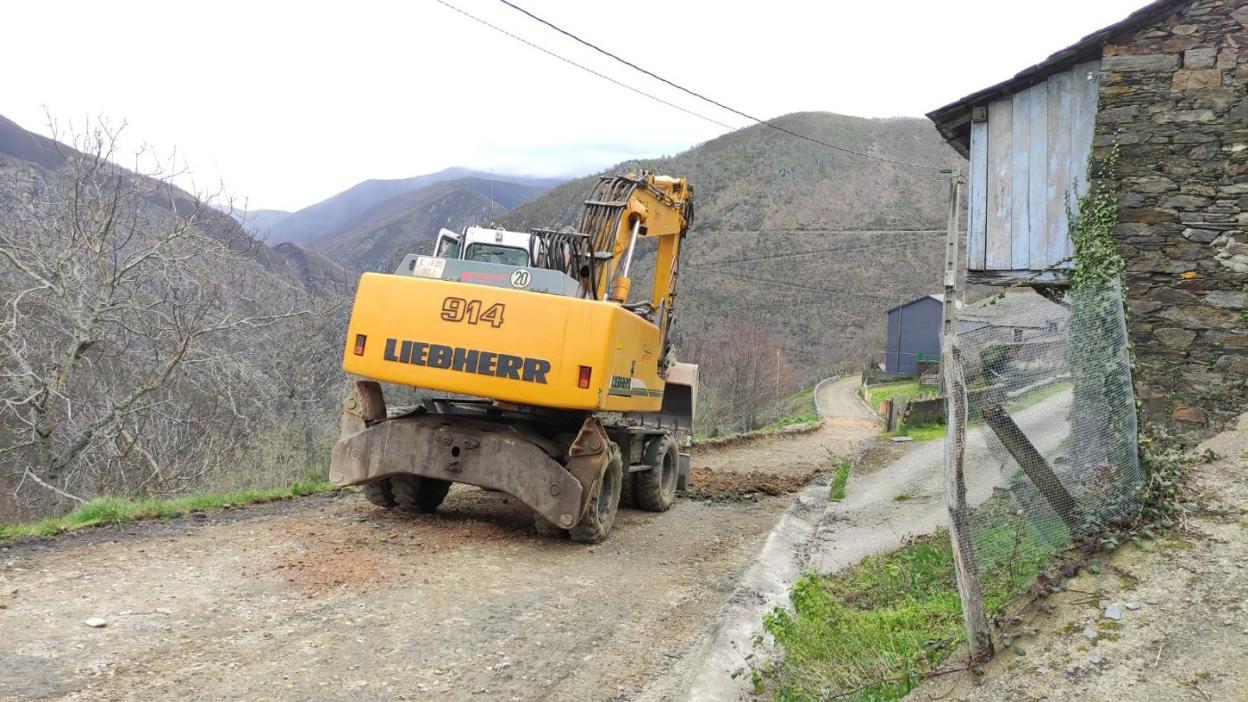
[939, 169, 993, 662]
[944, 341, 994, 662]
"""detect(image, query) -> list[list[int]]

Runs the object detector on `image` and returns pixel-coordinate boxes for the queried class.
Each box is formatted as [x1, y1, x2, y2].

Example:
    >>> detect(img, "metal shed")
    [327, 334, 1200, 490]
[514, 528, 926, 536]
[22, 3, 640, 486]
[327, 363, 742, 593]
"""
[884, 295, 943, 375]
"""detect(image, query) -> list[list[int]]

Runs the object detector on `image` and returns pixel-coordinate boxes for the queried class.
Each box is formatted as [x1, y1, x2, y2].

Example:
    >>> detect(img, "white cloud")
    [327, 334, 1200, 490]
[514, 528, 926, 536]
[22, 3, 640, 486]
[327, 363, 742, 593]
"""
[2, 0, 1147, 211]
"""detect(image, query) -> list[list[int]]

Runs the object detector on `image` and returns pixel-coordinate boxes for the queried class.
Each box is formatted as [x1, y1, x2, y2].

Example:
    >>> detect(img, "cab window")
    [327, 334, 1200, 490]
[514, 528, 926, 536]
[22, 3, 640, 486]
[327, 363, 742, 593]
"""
[435, 235, 460, 259]
[464, 243, 529, 266]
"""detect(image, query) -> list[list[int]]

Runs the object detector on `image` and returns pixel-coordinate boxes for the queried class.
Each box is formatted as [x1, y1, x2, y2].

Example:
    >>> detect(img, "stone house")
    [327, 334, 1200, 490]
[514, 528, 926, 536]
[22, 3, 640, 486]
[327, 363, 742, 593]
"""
[928, 0, 1248, 440]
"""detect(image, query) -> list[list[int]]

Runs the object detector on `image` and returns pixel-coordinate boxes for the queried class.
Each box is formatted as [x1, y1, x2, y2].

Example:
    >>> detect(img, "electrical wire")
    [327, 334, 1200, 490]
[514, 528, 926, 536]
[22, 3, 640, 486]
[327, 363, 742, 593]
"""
[689, 231, 943, 268]
[433, 0, 736, 130]
[496, 0, 950, 174]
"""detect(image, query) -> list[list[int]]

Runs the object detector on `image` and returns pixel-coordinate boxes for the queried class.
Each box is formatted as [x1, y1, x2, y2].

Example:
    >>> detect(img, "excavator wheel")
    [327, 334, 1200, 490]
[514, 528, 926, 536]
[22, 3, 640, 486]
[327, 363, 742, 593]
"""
[569, 441, 623, 544]
[635, 434, 679, 512]
[391, 475, 452, 513]
[362, 479, 397, 509]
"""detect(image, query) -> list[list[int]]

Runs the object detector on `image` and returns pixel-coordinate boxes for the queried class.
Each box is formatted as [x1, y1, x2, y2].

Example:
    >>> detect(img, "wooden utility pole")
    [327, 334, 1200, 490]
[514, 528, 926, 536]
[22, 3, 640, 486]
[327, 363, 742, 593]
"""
[939, 168, 994, 663]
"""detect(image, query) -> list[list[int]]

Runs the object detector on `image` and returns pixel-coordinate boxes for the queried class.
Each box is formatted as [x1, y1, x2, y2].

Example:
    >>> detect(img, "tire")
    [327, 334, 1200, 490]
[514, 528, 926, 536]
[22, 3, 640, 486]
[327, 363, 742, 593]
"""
[391, 475, 452, 513]
[533, 515, 567, 539]
[362, 479, 397, 508]
[635, 434, 679, 512]
[570, 442, 623, 544]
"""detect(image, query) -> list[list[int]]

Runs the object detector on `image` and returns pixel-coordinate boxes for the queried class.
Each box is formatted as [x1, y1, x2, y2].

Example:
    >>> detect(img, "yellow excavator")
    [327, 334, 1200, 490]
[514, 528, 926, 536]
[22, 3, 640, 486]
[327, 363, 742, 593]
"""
[329, 172, 697, 543]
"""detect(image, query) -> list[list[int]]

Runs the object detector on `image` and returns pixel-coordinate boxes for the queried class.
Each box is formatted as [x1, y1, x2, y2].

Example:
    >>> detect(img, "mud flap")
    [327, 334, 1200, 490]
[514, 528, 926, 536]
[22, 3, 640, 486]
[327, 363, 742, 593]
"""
[677, 451, 691, 491]
[563, 417, 612, 525]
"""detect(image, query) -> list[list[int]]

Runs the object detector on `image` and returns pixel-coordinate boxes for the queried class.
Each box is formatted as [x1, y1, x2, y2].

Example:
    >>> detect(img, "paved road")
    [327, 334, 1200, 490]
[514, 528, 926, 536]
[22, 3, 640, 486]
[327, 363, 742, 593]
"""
[0, 380, 876, 702]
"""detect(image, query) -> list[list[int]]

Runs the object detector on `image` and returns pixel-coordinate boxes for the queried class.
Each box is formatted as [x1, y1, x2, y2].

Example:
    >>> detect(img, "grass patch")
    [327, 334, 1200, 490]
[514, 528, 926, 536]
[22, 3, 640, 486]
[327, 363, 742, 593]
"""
[756, 519, 1052, 701]
[828, 453, 850, 501]
[893, 493, 912, 502]
[1005, 380, 1072, 413]
[863, 380, 936, 409]
[891, 421, 946, 442]
[760, 386, 820, 432]
[0, 481, 334, 540]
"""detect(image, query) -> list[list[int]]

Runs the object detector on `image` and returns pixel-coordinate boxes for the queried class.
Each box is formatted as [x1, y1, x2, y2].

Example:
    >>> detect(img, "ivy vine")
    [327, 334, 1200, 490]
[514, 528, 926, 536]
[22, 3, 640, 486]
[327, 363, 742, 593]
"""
[1067, 146, 1123, 290]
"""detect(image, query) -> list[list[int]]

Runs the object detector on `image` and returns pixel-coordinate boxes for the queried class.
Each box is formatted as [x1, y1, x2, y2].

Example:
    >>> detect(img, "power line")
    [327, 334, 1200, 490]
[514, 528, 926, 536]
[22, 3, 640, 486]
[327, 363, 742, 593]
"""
[433, 0, 735, 130]
[496, 0, 949, 174]
[688, 232, 943, 268]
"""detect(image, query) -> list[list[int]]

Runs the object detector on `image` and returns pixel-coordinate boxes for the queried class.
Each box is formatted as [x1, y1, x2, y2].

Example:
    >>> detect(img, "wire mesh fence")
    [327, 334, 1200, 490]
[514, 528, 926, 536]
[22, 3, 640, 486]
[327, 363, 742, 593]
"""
[945, 281, 1143, 642]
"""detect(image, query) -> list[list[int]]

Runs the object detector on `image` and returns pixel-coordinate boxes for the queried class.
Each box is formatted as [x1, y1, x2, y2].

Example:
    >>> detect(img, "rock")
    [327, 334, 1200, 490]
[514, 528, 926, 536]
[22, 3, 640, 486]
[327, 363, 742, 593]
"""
[1172, 69, 1222, 91]
[1104, 603, 1123, 621]
[889, 436, 913, 443]
[1184, 48, 1217, 68]
[1205, 291, 1248, 309]
[1083, 625, 1098, 639]
[1125, 602, 1141, 610]
[83, 617, 108, 628]
[1146, 596, 1161, 605]
[1171, 403, 1208, 424]
[1103, 54, 1179, 72]
[1154, 327, 1197, 348]
[1089, 653, 1103, 666]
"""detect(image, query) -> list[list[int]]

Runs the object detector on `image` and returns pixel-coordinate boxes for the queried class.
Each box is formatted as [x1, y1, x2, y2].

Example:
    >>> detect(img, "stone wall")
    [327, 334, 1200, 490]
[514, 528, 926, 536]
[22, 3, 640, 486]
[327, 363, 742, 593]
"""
[1094, 0, 1248, 442]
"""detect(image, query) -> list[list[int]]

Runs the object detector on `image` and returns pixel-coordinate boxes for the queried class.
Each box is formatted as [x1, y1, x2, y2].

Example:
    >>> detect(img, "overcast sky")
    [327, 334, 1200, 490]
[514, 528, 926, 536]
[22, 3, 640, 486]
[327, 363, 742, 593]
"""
[3, 0, 1146, 212]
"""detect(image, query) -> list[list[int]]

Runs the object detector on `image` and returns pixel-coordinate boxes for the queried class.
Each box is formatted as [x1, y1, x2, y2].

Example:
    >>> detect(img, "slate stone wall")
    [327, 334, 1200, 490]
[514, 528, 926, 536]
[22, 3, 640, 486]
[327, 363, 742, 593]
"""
[1094, 0, 1248, 442]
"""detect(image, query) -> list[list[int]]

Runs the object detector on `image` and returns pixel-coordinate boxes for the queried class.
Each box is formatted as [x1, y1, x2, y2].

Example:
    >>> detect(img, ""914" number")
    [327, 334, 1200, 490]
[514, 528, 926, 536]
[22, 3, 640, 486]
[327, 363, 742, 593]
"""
[441, 297, 505, 328]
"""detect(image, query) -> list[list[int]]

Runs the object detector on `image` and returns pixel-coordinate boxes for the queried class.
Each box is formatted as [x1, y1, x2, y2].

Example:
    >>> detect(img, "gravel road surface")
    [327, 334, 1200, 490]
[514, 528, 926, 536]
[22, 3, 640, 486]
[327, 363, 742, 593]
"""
[0, 378, 875, 702]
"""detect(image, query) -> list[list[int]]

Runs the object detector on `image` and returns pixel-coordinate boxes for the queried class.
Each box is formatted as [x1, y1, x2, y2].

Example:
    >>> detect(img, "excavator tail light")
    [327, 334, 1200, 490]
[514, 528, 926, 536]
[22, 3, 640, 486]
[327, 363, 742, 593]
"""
[578, 365, 592, 389]
[353, 334, 367, 356]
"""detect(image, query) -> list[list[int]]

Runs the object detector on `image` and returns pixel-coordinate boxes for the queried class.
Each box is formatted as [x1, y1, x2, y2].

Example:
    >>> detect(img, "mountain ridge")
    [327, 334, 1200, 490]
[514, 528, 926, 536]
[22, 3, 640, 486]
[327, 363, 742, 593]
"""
[267, 167, 564, 247]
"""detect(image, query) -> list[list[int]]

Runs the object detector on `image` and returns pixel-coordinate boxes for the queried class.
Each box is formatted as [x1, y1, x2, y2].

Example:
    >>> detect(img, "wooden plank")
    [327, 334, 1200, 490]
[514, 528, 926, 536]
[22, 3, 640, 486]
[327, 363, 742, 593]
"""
[1027, 83, 1050, 269]
[1046, 70, 1074, 268]
[1067, 60, 1100, 260]
[943, 341, 995, 663]
[985, 98, 1013, 270]
[968, 121, 989, 271]
[1010, 91, 1032, 270]
[981, 403, 1084, 531]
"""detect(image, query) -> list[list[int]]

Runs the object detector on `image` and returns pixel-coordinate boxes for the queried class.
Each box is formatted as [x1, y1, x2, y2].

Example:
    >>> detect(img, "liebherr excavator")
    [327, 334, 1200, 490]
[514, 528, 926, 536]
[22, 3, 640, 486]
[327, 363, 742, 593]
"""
[329, 173, 696, 543]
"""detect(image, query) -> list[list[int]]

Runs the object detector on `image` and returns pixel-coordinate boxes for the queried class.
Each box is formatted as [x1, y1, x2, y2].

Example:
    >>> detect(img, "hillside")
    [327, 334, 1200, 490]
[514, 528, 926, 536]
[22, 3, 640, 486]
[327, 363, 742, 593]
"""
[500, 112, 962, 375]
[315, 178, 535, 272]
[267, 167, 563, 247]
[0, 114, 350, 520]
[240, 208, 292, 238]
[312, 176, 550, 272]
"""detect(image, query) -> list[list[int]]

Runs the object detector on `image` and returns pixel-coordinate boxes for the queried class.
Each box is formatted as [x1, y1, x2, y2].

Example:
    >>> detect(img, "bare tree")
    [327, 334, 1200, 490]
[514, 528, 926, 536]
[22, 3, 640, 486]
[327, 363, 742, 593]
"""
[0, 119, 317, 516]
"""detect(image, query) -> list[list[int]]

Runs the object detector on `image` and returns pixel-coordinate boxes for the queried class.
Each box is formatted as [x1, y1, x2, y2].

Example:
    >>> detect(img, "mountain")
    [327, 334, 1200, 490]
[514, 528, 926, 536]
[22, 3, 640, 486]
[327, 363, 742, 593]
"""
[498, 112, 963, 376]
[267, 167, 564, 247]
[313, 176, 552, 272]
[240, 208, 292, 238]
[0, 115, 351, 296]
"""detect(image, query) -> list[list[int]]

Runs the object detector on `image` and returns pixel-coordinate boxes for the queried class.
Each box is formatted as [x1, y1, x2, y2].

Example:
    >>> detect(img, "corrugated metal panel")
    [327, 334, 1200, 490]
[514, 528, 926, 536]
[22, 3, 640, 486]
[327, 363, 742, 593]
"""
[970, 60, 1099, 273]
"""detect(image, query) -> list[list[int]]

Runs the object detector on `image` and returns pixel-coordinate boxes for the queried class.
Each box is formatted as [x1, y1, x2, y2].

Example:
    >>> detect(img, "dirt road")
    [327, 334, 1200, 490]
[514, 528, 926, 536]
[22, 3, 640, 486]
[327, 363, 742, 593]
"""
[0, 379, 875, 702]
